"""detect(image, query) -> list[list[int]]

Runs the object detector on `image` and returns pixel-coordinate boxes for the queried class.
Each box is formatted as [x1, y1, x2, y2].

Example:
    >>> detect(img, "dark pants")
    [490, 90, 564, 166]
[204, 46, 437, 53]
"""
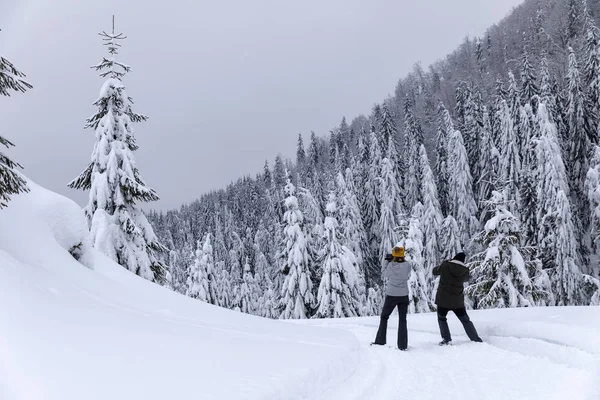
[374, 295, 409, 350]
[437, 306, 482, 342]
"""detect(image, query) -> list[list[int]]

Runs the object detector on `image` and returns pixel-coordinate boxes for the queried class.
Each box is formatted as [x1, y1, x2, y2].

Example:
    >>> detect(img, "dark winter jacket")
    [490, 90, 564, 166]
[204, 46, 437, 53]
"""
[433, 260, 470, 309]
[382, 259, 412, 297]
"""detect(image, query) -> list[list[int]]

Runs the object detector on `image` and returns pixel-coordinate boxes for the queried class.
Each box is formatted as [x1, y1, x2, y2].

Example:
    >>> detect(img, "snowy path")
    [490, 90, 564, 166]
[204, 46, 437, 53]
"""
[302, 312, 600, 400]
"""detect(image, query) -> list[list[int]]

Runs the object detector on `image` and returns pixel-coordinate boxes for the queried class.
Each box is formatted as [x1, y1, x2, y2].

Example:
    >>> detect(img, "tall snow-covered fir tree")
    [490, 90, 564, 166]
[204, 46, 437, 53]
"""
[237, 258, 260, 315]
[378, 103, 401, 179]
[378, 156, 402, 261]
[566, 47, 592, 224]
[315, 192, 361, 318]
[535, 103, 585, 305]
[435, 103, 453, 216]
[403, 203, 433, 313]
[357, 130, 379, 287]
[68, 22, 165, 282]
[186, 234, 217, 304]
[336, 169, 369, 286]
[0, 51, 32, 208]
[447, 129, 478, 249]
[582, 4, 600, 137]
[403, 99, 424, 210]
[418, 144, 442, 297]
[367, 130, 383, 268]
[467, 191, 552, 309]
[477, 106, 500, 222]
[520, 46, 539, 104]
[278, 177, 315, 319]
[497, 99, 521, 213]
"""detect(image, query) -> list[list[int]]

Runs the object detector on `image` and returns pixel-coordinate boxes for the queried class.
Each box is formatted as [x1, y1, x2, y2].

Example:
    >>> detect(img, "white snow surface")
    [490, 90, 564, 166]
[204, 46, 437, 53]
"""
[1, 178, 599, 400]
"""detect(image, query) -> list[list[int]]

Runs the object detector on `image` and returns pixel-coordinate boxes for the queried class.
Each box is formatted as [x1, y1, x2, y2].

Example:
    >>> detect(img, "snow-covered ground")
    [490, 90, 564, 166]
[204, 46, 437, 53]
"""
[1, 178, 599, 400]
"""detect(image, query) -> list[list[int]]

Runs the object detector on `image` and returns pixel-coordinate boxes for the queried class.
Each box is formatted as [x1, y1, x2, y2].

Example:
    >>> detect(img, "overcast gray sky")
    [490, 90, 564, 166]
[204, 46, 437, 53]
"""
[0, 0, 523, 210]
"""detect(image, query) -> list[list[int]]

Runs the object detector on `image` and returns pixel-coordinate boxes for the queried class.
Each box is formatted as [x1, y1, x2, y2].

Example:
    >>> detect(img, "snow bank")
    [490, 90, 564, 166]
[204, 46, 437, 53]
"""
[0, 177, 361, 400]
[0, 177, 93, 269]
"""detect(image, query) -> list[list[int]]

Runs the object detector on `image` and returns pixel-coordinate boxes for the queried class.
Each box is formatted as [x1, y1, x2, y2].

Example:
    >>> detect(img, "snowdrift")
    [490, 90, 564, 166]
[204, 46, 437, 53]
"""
[0, 178, 360, 400]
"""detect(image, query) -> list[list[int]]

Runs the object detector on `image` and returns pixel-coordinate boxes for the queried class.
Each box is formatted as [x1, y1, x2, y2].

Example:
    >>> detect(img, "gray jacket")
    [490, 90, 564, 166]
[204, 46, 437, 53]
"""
[382, 260, 412, 296]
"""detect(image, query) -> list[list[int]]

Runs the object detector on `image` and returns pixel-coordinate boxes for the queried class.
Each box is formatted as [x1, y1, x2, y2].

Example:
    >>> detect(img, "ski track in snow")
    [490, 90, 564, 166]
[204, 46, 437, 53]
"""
[303, 318, 600, 400]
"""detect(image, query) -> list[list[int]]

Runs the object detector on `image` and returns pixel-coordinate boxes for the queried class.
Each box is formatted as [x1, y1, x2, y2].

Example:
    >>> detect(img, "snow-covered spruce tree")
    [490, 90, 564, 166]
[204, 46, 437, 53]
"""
[418, 144, 442, 296]
[466, 190, 551, 309]
[237, 258, 260, 315]
[463, 90, 484, 202]
[367, 130, 383, 270]
[278, 177, 315, 319]
[519, 103, 539, 246]
[0, 51, 32, 208]
[68, 24, 165, 282]
[296, 133, 307, 185]
[379, 102, 402, 185]
[582, 6, 600, 135]
[435, 103, 453, 216]
[378, 156, 402, 262]
[357, 131, 378, 287]
[507, 71, 524, 161]
[539, 55, 560, 127]
[565, 47, 592, 226]
[215, 268, 233, 309]
[536, 103, 585, 305]
[447, 129, 478, 249]
[364, 286, 382, 317]
[186, 234, 217, 304]
[497, 99, 521, 213]
[168, 248, 189, 295]
[478, 106, 500, 223]
[297, 185, 323, 293]
[403, 203, 432, 313]
[307, 131, 326, 213]
[438, 215, 462, 261]
[520, 46, 539, 104]
[403, 99, 424, 210]
[315, 192, 361, 318]
[336, 169, 368, 286]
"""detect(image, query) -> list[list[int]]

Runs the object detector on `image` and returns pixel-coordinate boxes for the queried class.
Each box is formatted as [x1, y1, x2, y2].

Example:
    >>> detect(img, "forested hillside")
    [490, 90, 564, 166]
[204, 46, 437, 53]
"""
[148, 0, 600, 318]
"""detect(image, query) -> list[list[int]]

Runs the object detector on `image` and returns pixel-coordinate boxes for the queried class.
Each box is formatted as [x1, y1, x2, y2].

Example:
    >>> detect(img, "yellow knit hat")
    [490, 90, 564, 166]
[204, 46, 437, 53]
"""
[392, 246, 405, 258]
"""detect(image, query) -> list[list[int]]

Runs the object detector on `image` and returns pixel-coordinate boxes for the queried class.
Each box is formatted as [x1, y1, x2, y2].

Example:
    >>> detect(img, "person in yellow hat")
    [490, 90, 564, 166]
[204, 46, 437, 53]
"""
[371, 243, 412, 350]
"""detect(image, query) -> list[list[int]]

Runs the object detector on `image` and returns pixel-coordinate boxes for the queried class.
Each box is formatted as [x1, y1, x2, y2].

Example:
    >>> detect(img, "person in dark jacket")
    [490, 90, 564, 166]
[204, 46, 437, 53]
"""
[433, 252, 483, 345]
[371, 245, 412, 350]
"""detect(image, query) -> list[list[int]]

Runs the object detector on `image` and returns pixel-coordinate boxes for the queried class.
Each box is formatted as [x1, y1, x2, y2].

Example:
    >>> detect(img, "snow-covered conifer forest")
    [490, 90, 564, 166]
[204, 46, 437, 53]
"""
[143, 0, 600, 317]
[3, 0, 600, 322]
